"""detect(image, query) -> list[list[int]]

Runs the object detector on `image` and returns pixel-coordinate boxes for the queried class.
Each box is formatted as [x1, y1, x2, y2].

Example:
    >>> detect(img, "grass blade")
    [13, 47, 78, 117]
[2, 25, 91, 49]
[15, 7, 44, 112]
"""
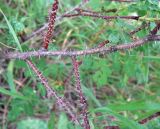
[0, 87, 28, 100]
[0, 8, 22, 52]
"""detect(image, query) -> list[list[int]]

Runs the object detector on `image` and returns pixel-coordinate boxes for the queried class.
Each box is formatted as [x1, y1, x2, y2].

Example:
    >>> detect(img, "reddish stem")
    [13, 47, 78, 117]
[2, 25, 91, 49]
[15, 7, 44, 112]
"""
[63, 12, 139, 21]
[25, 59, 79, 124]
[3, 35, 160, 60]
[139, 112, 160, 124]
[72, 56, 90, 129]
[129, 23, 149, 35]
[43, 0, 59, 50]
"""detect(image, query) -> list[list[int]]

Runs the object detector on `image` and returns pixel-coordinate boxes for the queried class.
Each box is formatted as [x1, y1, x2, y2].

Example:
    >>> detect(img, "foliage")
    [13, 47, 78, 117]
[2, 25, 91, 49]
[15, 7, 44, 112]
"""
[0, 0, 160, 129]
[17, 118, 48, 129]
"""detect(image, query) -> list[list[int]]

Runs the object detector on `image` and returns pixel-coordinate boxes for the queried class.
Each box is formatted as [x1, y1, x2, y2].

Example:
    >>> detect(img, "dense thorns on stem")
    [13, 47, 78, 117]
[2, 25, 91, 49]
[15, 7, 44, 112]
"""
[72, 56, 90, 129]
[2, 35, 160, 59]
[25, 59, 79, 124]
[42, 0, 59, 50]
[24, 0, 89, 41]
[63, 61, 82, 86]
[1, 0, 160, 128]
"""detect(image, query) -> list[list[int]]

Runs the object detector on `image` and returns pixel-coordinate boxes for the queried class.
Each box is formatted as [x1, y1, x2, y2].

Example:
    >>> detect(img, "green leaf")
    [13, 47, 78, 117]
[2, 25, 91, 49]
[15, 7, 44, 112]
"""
[7, 60, 16, 92]
[107, 100, 160, 112]
[17, 118, 47, 129]
[89, 0, 102, 10]
[108, 32, 120, 44]
[92, 59, 111, 87]
[11, 18, 25, 33]
[58, 113, 68, 129]
[48, 112, 55, 129]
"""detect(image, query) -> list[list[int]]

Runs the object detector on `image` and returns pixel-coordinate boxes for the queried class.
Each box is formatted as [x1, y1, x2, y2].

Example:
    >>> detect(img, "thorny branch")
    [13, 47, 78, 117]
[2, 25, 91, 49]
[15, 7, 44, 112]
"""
[2, 35, 160, 60]
[24, 1, 139, 42]
[63, 11, 139, 21]
[72, 56, 90, 129]
[24, 0, 89, 41]
[42, 0, 59, 50]
[1, 0, 160, 128]
[25, 59, 80, 125]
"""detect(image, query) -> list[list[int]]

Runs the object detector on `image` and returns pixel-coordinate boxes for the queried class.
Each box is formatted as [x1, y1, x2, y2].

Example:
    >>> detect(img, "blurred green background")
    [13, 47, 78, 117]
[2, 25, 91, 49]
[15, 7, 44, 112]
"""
[0, 0, 160, 129]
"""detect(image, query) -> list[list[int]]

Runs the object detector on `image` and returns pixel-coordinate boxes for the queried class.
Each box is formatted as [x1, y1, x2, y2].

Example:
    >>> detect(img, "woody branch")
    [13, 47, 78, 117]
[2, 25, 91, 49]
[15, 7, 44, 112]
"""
[2, 35, 160, 60]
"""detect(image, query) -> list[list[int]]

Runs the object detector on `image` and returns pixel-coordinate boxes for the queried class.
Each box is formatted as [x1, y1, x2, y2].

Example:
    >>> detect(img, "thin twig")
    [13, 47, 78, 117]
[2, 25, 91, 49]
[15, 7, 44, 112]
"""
[63, 61, 82, 86]
[129, 23, 150, 35]
[63, 12, 139, 21]
[139, 112, 160, 124]
[25, 59, 80, 124]
[72, 56, 90, 129]
[150, 22, 160, 35]
[2, 35, 160, 60]
[76, 8, 117, 14]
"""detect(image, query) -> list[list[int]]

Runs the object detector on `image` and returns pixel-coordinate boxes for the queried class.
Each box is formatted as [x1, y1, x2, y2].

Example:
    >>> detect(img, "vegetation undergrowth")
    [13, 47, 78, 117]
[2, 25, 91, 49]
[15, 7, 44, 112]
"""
[0, 0, 160, 129]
